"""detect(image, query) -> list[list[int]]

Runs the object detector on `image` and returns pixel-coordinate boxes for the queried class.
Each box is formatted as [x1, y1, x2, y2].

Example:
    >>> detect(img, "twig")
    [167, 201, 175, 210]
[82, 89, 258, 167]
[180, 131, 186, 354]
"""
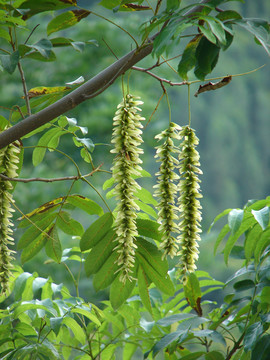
[24, 24, 40, 44]
[132, 66, 186, 86]
[17, 62, 31, 116]
[0, 164, 102, 183]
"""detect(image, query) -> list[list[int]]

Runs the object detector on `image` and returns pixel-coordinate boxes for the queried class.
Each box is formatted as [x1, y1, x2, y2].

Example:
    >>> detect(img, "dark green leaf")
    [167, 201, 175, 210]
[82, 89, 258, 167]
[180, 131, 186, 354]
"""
[233, 279, 255, 292]
[254, 228, 270, 263]
[84, 229, 117, 276]
[184, 273, 202, 315]
[157, 313, 196, 327]
[194, 36, 220, 80]
[45, 226, 62, 263]
[178, 34, 202, 80]
[0, 50, 19, 74]
[244, 322, 263, 351]
[93, 251, 118, 291]
[66, 194, 103, 216]
[56, 211, 84, 236]
[175, 351, 205, 360]
[216, 10, 242, 21]
[152, 329, 188, 357]
[136, 219, 162, 241]
[251, 335, 270, 360]
[205, 350, 225, 360]
[110, 274, 136, 310]
[137, 265, 152, 314]
[80, 212, 113, 251]
[244, 224, 262, 261]
[18, 0, 77, 19]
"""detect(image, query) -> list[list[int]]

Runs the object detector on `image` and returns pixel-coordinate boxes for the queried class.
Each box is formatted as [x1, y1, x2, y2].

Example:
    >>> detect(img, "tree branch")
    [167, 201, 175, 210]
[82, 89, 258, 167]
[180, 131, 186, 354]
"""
[0, 0, 210, 149]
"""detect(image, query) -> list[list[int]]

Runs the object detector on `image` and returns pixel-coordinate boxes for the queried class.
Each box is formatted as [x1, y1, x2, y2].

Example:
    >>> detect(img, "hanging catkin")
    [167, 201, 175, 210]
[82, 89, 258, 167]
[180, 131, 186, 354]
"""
[154, 122, 182, 258]
[110, 94, 145, 282]
[0, 136, 20, 294]
[177, 126, 202, 276]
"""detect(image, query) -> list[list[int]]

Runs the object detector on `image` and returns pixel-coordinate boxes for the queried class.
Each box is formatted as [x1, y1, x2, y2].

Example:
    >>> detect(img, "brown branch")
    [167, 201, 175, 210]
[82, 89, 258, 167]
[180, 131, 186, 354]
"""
[132, 66, 186, 86]
[0, 164, 103, 183]
[0, 0, 210, 149]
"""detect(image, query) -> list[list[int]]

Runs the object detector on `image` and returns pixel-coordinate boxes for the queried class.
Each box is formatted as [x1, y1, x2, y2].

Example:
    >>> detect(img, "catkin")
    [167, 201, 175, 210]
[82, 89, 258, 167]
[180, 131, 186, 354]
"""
[0, 138, 20, 294]
[177, 126, 202, 276]
[110, 94, 145, 283]
[154, 122, 182, 258]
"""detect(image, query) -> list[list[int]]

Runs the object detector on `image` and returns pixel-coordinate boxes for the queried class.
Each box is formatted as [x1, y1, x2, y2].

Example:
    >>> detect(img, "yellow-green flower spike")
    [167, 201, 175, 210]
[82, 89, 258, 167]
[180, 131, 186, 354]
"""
[154, 122, 182, 258]
[177, 126, 202, 276]
[0, 138, 20, 294]
[110, 94, 145, 283]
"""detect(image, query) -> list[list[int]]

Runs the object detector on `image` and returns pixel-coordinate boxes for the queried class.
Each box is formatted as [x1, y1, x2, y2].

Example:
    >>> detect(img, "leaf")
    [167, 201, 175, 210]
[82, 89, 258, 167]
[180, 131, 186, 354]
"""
[71, 308, 101, 326]
[136, 219, 162, 241]
[136, 237, 168, 276]
[208, 208, 232, 232]
[194, 36, 220, 80]
[66, 194, 103, 216]
[21, 224, 54, 264]
[184, 273, 202, 315]
[32, 128, 63, 166]
[18, 0, 77, 19]
[28, 86, 70, 99]
[73, 137, 95, 151]
[93, 251, 118, 291]
[200, 15, 227, 45]
[233, 279, 255, 292]
[244, 322, 263, 351]
[178, 352, 206, 360]
[251, 335, 270, 360]
[56, 211, 84, 236]
[135, 200, 157, 219]
[18, 213, 57, 249]
[14, 272, 33, 301]
[178, 34, 202, 80]
[214, 224, 230, 254]
[224, 213, 255, 264]
[205, 351, 225, 360]
[0, 50, 19, 74]
[225, 265, 255, 285]
[251, 206, 269, 230]
[45, 226, 62, 263]
[152, 329, 189, 357]
[228, 209, 244, 234]
[47, 9, 91, 36]
[136, 252, 174, 295]
[244, 223, 262, 261]
[137, 264, 152, 314]
[62, 317, 86, 344]
[156, 313, 196, 327]
[84, 229, 117, 276]
[80, 212, 113, 251]
[254, 228, 270, 263]
[110, 274, 136, 309]
[135, 187, 158, 206]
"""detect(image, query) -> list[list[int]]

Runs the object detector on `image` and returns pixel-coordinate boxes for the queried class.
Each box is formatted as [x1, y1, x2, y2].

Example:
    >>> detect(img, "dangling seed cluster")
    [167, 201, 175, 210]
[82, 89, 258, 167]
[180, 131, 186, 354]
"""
[154, 122, 182, 258]
[111, 94, 145, 282]
[0, 137, 20, 294]
[177, 126, 202, 275]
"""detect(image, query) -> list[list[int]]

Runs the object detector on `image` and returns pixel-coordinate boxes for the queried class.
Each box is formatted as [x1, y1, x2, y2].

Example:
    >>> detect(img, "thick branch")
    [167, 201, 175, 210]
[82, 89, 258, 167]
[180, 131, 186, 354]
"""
[0, 0, 210, 149]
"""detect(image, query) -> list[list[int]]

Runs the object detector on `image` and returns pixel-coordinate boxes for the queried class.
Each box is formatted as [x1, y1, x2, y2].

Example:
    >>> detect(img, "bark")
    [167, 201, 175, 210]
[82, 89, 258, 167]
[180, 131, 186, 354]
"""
[0, 1, 210, 149]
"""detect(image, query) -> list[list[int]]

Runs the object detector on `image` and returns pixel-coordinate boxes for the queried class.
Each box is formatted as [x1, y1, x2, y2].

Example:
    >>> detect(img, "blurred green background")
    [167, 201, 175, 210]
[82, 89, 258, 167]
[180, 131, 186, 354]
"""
[1, 0, 269, 302]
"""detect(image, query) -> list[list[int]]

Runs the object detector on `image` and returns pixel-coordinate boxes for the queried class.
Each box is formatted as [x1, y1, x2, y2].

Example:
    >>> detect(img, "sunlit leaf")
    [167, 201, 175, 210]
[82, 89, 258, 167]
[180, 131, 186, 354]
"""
[47, 9, 91, 36]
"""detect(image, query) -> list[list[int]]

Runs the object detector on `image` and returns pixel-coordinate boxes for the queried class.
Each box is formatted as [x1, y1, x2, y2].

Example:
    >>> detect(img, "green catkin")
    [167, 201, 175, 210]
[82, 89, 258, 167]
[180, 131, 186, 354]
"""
[177, 126, 202, 277]
[153, 122, 182, 258]
[0, 138, 20, 294]
[110, 94, 145, 283]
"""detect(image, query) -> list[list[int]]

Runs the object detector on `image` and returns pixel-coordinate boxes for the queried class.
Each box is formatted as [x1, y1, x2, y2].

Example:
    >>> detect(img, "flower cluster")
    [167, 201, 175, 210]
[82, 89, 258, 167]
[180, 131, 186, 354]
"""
[154, 122, 182, 258]
[0, 138, 20, 294]
[177, 126, 202, 276]
[111, 94, 145, 282]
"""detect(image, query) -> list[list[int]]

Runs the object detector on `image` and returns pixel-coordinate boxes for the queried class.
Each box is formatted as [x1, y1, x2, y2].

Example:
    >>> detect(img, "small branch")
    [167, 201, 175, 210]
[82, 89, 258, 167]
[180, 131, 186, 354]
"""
[17, 61, 31, 116]
[24, 24, 40, 44]
[225, 333, 245, 360]
[0, 164, 102, 183]
[132, 66, 186, 86]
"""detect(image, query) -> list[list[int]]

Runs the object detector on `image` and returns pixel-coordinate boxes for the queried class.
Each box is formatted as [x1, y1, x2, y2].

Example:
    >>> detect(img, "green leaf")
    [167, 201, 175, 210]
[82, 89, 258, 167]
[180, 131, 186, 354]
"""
[136, 219, 162, 241]
[204, 351, 225, 360]
[228, 209, 244, 234]
[233, 279, 255, 292]
[157, 313, 196, 327]
[110, 274, 136, 310]
[32, 128, 63, 166]
[244, 224, 262, 261]
[18, 213, 57, 249]
[0, 50, 19, 74]
[178, 34, 202, 80]
[178, 352, 206, 360]
[251, 335, 270, 360]
[66, 195, 103, 216]
[216, 10, 242, 21]
[184, 273, 202, 315]
[21, 224, 54, 264]
[244, 322, 263, 351]
[15, 322, 37, 337]
[84, 229, 117, 276]
[56, 211, 84, 236]
[225, 266, 255, 286]
[14, 272, 33, 301]
[200, 15, 227, 45]
[71, 308, 101, 326]
[224, 213, 255, 264]
[135, 187, 158, 206]
[152, 329, 188, 357]
[254, 227, 270, 263]
[80, 212, 113, 251]
[251, 206, 269, 230]
[47, 9, 91, 36]
[136, 252, 174, 295]
[214, 224, 230, 254]
[194, 36, 220, 80]
[45, 226, 62, 263]
[62, 317, 86, 344]
[135, 200, 157, 219]
[137, 265, 152, 314]
[93, 251, 118, 291]
[18, 0, 77, 19]
[137, 237, 168, 275]
[50, 317, 63, 336]
[208, 208, 232, 232]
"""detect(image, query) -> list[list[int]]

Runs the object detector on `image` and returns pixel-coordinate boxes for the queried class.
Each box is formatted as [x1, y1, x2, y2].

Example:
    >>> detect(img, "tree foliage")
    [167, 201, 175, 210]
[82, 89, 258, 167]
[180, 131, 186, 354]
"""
[0, 0, 269, 359]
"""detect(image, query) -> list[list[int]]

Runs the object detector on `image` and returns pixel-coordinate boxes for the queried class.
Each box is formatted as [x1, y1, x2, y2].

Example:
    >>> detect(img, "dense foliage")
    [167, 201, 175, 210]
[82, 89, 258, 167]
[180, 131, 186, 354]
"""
[0, 0, 269, 359]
